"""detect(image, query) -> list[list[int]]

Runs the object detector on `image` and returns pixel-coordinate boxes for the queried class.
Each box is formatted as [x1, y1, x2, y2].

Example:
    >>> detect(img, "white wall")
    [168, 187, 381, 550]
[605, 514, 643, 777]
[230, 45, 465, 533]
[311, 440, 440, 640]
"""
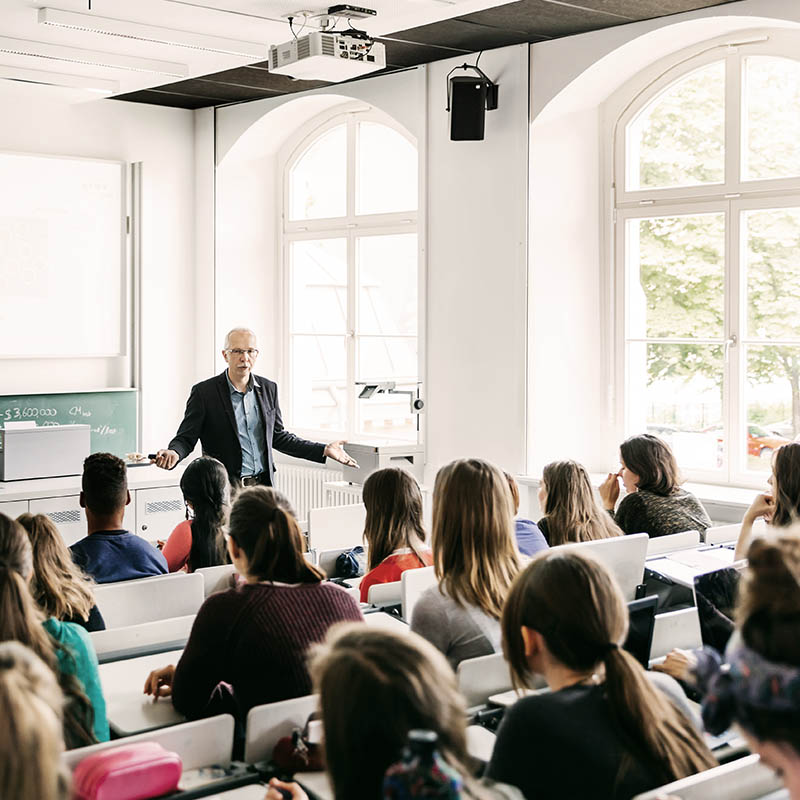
[0, 81, 195, 453]
[214, 44, 530, 484]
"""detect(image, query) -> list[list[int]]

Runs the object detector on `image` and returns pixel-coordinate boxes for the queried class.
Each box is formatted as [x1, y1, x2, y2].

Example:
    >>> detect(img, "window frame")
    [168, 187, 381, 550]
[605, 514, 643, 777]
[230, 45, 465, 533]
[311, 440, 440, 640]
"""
[611, 32, 800, 487]
[279, 105, 422, 444]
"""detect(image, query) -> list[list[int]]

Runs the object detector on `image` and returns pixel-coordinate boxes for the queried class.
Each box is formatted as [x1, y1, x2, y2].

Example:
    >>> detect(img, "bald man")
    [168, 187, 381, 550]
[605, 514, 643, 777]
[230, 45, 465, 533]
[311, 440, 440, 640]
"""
[154, 327, 356, 486]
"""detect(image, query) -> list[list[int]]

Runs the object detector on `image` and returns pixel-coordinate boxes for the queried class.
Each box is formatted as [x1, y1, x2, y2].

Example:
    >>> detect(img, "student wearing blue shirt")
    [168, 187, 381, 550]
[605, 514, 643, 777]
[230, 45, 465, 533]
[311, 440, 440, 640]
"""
[71, 452, 167, 583]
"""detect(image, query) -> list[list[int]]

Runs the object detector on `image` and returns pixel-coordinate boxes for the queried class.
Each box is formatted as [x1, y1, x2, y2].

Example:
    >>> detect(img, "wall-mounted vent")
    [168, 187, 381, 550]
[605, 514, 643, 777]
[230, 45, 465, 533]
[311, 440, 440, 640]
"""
[47, 509, 81, 525]
[145, 499, 184, 515]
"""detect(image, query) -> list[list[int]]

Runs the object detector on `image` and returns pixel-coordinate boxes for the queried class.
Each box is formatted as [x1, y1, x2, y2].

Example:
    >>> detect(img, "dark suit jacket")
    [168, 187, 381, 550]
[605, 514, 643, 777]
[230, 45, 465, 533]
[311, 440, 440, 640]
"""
[168, 371, 326, 484]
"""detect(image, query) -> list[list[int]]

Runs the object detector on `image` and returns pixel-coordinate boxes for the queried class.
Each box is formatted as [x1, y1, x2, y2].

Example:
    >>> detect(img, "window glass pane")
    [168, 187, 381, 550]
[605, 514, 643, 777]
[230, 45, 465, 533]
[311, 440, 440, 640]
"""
[628, 213, 724, 339]
[356, 122, 417, 215]
[290, 335, 346, 431]
[744, 207, 800, 340]
[627, 61, 724, 191]
[290, 239, 347, 334]
[743, 57, 800, 182]
[358, 234, 417, 336]
[358, 336, 417, 381]
[289, 124, 347, 220]
[357, 380, 417, 441]
[745, 345, 799, 472]
[629, 342, 724, 472]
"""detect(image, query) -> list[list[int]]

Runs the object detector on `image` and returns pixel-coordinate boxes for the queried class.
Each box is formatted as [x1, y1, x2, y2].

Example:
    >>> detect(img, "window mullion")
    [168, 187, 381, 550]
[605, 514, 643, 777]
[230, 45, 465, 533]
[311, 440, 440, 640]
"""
[725, 51, 743, 191]
[725, 199, 741, 483]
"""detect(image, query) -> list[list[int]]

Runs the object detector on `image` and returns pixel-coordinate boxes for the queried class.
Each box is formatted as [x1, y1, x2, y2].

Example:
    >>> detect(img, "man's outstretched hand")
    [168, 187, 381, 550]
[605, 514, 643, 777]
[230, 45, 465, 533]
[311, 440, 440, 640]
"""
[324, 440, 359, 468]
[152, 449, 180, 470]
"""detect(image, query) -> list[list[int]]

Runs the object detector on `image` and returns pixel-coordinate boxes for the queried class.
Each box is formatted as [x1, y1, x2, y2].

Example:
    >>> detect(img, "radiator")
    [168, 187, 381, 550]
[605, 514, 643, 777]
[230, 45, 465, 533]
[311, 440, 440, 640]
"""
[274, 463, 354, 522]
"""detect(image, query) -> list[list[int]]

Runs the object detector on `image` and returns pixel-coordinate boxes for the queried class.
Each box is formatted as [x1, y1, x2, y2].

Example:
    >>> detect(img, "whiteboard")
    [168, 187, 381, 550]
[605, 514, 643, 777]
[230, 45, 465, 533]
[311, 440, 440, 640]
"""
[0, 152, 125, 357]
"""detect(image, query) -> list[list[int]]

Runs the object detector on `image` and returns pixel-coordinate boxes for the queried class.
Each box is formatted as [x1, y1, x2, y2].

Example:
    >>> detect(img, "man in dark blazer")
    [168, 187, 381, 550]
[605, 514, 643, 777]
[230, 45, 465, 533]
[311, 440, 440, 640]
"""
[153, 327, 356, 485]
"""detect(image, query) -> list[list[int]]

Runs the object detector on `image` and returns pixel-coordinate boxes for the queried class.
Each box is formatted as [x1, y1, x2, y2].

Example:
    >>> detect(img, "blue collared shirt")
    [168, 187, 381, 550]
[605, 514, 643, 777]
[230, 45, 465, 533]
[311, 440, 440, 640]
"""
[226, 371, 267, 477]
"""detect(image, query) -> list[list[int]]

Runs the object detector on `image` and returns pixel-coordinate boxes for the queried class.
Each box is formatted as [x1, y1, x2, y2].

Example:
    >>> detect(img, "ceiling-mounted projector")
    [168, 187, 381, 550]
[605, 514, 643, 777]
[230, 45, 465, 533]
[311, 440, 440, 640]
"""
[269, 31, 385, 81]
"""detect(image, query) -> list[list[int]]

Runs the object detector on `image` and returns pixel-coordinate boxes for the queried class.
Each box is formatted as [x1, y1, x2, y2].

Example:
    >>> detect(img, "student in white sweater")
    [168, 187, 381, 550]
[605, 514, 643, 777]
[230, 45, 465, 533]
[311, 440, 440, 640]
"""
[410, 458, 523, 669]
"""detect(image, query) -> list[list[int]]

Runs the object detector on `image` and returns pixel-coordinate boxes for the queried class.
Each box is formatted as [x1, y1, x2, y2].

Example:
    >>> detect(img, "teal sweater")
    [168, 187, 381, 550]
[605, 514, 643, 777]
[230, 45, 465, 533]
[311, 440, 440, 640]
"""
[43, 617, 110, 743]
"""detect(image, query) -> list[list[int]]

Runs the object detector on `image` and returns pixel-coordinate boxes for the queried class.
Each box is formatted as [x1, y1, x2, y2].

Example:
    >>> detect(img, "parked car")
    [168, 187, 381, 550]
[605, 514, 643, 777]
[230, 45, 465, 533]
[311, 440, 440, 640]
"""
[702, 424, 792, 459]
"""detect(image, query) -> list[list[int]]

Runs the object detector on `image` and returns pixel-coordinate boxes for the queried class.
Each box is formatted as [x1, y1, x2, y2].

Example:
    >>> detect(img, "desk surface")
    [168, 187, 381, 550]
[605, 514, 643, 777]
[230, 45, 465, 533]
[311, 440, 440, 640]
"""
[647, 546, 738, 588]
[363, 611, 409, 633]
[205, 787, 267, 799]
[0, 463, 185, 502]
[98, 648, 185, 736]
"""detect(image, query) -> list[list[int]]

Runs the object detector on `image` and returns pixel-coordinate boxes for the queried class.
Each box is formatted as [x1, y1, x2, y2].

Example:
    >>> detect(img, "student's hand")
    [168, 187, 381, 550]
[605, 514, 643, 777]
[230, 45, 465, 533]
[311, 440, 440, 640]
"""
[264, 778, 309, 800]
[651, 648, 697, 682]
[152, 449, 180, 470]
[156, 540, 166, 551]
[744, 492, 774, 524]
[143, 665, 176, 699]
[324, 440, 359, 468]
[598, 472, 621, 510]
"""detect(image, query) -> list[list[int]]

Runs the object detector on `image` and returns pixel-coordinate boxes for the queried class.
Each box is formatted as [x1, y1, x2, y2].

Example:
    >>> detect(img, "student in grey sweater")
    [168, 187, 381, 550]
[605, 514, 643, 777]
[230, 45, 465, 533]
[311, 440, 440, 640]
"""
[410, 458, 522, 670]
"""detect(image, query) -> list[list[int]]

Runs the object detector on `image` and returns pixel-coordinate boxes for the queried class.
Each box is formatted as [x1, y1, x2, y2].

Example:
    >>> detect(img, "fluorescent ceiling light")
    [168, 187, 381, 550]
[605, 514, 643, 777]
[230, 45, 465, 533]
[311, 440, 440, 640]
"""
[38, 8, 267, 59]
[0, 35, 188, 76]
[0, 63, 119, 93]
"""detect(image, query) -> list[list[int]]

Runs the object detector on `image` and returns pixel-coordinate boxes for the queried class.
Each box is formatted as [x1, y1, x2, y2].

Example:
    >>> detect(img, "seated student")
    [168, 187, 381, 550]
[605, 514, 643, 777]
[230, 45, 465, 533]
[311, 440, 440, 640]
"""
[504, 472, 548, 557]
[17, 513, 105, 632]
[143, 486, 363, 721]
[264, 624, 521, 800]
[734, 442, 800, 560]
[0, 514, 109, 747]
[691, 537, 800, 799]
[359, 467, 433, 603]
[486, 549, 715, 800]
[410, 458, 522, 670]
[537, 460, 621, 545]
[161, 456, 229, 573]
[599, 433, 711, 538]
[0, 642, 71, 800]
[71, 452, 167, 583]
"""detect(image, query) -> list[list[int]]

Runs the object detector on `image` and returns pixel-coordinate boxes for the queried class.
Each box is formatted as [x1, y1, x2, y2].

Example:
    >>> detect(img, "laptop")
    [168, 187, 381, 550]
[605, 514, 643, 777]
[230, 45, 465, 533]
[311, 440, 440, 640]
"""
[693, 563, 746, 654]
[624, 595, 658, 668]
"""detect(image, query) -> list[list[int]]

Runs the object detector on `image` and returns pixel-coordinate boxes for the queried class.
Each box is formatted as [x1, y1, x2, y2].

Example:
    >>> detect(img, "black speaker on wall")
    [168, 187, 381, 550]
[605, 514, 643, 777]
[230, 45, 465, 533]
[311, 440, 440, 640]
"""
[450, 77, 488, 141]
[446, 64, 499, 142]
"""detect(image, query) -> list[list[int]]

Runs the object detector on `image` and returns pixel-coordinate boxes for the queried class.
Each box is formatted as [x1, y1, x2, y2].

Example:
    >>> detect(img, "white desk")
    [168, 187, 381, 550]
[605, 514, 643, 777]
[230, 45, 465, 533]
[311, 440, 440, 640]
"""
[363, 611, 409, 633]
[204, 787, 268, 799]
[98, 649, 185, 736]
[647, 545, 739, 588]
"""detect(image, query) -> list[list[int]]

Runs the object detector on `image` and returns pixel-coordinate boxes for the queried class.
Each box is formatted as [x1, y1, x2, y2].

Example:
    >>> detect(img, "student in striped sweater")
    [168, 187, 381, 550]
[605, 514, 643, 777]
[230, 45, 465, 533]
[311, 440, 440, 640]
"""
[143, 486, 363, 722]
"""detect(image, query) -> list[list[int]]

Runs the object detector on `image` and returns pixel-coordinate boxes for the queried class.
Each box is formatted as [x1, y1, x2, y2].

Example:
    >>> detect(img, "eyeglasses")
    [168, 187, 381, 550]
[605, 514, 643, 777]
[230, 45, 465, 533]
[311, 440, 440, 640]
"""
[226, 348, 259, 357]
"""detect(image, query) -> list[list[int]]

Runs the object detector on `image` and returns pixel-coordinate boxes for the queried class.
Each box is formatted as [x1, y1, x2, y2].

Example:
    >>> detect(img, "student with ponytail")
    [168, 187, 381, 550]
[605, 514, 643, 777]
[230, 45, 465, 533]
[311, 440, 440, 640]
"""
[0, 642, 71, 800]
[0, 514, 108, 747]
[17, 513, 105, 632]
[144, 486, 363, 721]
[161, 456, 230, 573]
[487, 550, 715, 800]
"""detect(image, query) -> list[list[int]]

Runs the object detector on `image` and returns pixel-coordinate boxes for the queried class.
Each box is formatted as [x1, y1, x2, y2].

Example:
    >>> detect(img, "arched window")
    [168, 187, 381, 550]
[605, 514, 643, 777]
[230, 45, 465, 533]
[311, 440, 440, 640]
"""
[615, 41, 800, 483]
[282, 108, 419, 443]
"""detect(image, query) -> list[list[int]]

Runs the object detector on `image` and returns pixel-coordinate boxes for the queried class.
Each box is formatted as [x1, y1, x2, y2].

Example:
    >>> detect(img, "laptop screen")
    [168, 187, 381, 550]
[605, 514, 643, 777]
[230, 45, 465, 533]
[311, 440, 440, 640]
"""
[693, 565, 745, 653]
[624, 595, 658, 668]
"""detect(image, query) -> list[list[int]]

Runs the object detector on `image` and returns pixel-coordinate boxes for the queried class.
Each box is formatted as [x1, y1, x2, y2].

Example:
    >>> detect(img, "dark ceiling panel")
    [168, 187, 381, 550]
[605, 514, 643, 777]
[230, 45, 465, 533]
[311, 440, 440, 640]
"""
[389, 18, 548, 51]
[113, 0, 743, 109]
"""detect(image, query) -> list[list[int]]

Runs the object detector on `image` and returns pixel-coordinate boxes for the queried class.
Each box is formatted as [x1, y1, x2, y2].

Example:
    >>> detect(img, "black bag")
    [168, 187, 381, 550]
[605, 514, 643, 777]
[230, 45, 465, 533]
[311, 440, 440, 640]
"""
[336, 546, 367, 578]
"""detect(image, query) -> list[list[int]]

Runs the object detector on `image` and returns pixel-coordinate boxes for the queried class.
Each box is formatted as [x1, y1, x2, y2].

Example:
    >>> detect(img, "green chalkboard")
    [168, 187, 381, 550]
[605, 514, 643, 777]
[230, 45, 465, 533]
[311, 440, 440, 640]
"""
[0, 390, 138, 458]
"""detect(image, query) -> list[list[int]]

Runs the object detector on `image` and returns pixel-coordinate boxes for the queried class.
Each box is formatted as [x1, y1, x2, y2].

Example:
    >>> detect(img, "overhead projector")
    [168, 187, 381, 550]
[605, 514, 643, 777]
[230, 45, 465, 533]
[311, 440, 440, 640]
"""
[268, 31, 386, 81]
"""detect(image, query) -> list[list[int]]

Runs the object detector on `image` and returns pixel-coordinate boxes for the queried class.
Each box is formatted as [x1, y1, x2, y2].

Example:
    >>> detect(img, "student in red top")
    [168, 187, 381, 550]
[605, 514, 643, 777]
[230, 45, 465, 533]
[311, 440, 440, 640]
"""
[161, 457, 230, 573]
[359, 468, 432, 603]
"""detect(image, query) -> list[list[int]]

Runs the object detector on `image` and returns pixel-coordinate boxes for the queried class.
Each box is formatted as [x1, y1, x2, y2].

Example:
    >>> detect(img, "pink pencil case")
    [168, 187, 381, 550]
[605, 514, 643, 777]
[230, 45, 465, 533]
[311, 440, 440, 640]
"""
[73, 741, 182, 800]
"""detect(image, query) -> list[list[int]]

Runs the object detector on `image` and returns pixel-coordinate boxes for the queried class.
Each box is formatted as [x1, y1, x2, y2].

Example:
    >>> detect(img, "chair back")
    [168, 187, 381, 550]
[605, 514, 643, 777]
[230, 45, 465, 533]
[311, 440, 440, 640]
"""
[400, 565, 436, 621]
[307, 504, 366, 552]
[650, 607, 703, 662]
[244, 694, 319, 764]
[196, 563, 237, 598]
[456, 653, 513, 708]
[646, 530, 701, 557]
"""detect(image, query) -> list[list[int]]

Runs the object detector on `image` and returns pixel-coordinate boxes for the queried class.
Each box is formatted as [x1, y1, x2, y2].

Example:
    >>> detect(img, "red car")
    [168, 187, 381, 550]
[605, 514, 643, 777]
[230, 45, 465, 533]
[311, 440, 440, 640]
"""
[746, 424, 791, 458]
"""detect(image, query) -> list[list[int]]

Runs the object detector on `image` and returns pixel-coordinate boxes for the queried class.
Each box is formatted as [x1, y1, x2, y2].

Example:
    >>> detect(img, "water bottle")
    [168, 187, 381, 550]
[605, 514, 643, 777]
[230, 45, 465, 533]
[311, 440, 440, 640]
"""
[383, 730, 463, 800]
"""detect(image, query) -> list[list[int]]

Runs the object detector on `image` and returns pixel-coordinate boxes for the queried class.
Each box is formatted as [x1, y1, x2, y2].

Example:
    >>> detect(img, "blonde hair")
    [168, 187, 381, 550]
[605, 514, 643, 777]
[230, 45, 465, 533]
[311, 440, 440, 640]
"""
[432, 459, 521, 619]
[541, 460, 622, 545]
[311, 624, 487, 800]
[502, 550, 716, 785]
[0, 641, 69, 800]
[362, 468, 427, 571]
[16, 514, 95, 623]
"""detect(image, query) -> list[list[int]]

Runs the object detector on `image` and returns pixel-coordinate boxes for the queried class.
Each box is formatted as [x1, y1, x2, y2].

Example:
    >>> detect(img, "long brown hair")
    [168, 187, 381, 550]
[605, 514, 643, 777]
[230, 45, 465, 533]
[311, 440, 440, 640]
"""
[0, 641, 70, 800]
[16, 514, 95, 623]
[502, 550, 716, 784]
[540, 460, 622, 545]
[432, 459, 521, 619]
[620, 434, 681, 496]
[180, 456, 229, 571]
[362, 468, 427, 571]
[0, 514, 95, 749]
[311, 624, 485, 800]
[769, 444, 800, 527]
[228, 487, 324, 583]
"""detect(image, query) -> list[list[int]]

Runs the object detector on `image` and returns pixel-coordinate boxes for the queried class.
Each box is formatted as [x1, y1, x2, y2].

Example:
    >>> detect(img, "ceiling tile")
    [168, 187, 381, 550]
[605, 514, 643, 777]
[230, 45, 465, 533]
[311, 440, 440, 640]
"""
[112, 90, 217, 109]
[376, 38, 467, 68]
[389, 18, 548, 51]
[554, 0, 738, 19]
[199, 66, 329, 93]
